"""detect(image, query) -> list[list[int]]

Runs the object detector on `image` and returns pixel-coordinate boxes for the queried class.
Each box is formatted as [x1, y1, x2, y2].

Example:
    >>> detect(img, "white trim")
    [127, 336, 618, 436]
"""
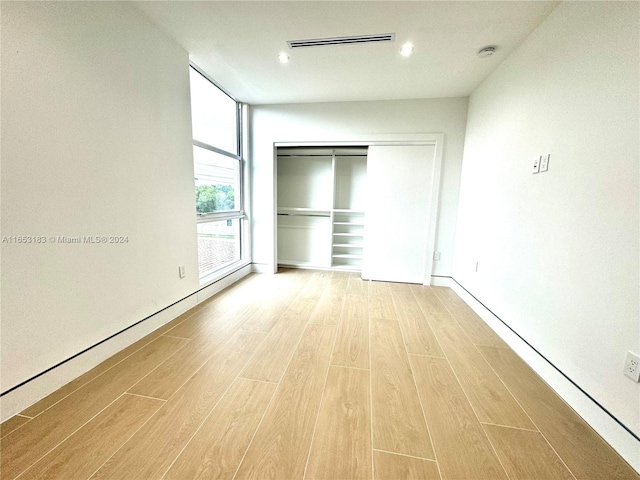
[192, 139, 241, 161]
[196, 212, 245, 224]
[272, 142, 279, 273]
[242, 104, 252, 267]
[275, 132, 445, 146]
[430, 276, 452, 287]
[251, 263, 273, 274]
[273, 134, 445, 278]
[449, 281, 640, 473]
[422, 135, 443, 286]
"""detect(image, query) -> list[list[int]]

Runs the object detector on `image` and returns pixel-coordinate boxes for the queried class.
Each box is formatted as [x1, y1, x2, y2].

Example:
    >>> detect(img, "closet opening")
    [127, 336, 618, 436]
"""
[276, 146, 368, 272]
[274, 135, 443, 285]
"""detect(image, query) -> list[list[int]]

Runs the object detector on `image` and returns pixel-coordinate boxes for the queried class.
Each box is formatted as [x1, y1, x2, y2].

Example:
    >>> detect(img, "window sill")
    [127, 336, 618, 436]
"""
[198, 259, 251, 287]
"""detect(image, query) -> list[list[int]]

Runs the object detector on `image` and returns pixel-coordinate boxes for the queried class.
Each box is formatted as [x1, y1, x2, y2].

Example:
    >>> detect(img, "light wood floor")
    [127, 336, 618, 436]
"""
[2, 269, 638, 480]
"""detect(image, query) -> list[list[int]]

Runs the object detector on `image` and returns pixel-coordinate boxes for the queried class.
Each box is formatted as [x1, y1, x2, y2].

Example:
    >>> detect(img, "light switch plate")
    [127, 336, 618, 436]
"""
[533, 156, 541, 173]
[540, 154, 550, 172]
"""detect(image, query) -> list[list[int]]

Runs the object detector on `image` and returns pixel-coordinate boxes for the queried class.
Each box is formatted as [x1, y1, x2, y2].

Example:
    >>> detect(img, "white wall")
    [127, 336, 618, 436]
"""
[250, 98, 468, 275]
[454, 0, 639, 460]
[1, 2, 199, 404]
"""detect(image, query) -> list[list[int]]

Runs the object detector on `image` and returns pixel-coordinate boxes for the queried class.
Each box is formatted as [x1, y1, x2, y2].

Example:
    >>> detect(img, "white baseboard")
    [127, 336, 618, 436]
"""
[449, 280, 640, 473]
[251, 263, 274, 273]
[430, 276, 452, 287]
[0, 264, 253, 422]
[0, 294, 196, 421]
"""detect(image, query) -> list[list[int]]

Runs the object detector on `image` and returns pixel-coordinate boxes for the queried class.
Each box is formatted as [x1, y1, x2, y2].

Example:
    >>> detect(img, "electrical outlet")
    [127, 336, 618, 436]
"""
[624, 351, 640, 382]
[532, 156, 541, 174]
[433, 251, 441, 261]
[178, 265, 186, 278]
[540, 154, 550, 172]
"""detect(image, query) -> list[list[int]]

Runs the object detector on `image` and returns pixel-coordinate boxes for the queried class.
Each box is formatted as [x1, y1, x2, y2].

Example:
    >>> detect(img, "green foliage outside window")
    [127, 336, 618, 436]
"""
[195, 184, 235, 213]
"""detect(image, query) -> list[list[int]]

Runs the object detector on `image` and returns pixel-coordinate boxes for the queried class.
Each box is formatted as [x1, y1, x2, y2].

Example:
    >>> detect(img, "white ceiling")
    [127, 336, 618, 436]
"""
[134, 1, 560, 105]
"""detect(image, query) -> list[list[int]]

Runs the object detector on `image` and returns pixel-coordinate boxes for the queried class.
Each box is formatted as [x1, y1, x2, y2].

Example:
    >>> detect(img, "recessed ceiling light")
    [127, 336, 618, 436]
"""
[477, 46, 496, 58]
[400, 42, 414, 57]
[278, 52, 290, 64]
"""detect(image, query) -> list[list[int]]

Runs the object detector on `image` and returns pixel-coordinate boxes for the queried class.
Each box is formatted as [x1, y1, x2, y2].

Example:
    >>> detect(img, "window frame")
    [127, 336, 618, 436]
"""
[193, 142, 243, 222]
[190, 64, 246, 282]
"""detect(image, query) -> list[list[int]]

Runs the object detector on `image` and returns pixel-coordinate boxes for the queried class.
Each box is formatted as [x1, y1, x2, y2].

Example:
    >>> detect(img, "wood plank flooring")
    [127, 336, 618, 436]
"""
[2, 269, 638, 480]
[305, 366, 372, 480]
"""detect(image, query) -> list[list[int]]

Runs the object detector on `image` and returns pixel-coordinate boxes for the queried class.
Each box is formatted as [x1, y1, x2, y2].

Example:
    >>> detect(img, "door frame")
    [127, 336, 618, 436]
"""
[272, 133, 443, 285]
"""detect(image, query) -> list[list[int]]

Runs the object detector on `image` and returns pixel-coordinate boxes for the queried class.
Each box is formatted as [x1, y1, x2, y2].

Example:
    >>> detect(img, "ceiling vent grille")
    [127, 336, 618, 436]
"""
[287, 33, 395, 49]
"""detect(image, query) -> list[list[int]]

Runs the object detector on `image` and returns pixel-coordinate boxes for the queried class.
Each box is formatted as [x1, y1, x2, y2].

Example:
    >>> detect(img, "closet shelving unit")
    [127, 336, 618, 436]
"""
[331, 149, 367, 270]
[277, 146, 367, 271]
[331, 211, 365, 269]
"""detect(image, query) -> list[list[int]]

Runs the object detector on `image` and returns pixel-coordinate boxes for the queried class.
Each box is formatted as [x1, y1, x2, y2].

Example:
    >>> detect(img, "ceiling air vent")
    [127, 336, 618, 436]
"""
[287, 33, 395, 49]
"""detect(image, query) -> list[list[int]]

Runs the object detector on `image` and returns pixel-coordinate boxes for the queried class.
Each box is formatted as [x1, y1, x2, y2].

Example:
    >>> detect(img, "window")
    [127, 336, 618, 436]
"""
[189, 68, 238, 154]
[196, 219, 241, 276]
[194, 146, 239, 213]
[189, 66, 244, 281]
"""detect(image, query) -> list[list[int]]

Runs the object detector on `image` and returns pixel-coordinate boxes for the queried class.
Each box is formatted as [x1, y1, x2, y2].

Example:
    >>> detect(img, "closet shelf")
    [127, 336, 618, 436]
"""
[333, 221, 364, 226]
[277, 207, 331, 217]
[332, 254, 363, 259]
[333, 243, 363, 248]
[333, 208, 364, 214]
[333, 232, 363, 237]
